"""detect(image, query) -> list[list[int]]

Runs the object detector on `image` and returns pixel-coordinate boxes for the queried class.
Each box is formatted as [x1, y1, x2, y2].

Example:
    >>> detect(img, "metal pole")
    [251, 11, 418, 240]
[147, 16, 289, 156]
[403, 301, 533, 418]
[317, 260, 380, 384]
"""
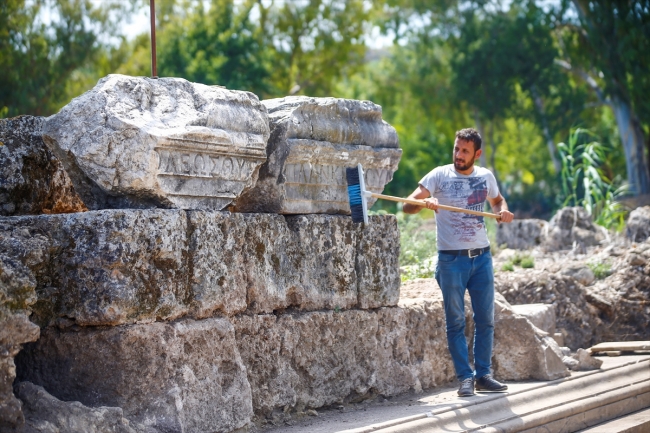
[150, 0, 157, 77]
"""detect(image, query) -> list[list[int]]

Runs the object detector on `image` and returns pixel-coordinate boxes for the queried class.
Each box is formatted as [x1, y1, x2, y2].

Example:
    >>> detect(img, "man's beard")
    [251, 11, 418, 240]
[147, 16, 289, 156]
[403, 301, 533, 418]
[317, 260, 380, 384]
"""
[454, 158, 474, 171]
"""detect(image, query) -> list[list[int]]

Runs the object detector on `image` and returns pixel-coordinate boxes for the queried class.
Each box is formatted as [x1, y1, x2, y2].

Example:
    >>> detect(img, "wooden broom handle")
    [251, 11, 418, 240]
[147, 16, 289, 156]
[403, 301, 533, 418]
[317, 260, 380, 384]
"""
[370, 192, 501, 219]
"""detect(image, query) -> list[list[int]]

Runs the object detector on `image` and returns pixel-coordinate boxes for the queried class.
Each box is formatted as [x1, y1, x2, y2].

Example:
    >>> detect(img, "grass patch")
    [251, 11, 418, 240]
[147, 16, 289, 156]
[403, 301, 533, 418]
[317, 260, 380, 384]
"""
[396, 210, 437, 281]
[587, 260, 612, 279]
[500, 252, 534, 271]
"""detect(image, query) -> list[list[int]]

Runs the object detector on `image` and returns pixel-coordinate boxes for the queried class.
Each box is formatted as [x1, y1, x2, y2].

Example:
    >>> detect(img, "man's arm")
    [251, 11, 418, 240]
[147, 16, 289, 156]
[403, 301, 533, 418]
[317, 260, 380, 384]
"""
[487, 193, 514, 223]
[403, 185, 439, 214]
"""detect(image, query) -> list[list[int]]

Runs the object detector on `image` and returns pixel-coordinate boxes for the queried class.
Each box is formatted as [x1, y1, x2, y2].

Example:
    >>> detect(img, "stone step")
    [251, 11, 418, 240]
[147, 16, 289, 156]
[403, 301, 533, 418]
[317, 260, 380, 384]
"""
[577, 407, 650, 433]
[338, 357, 650, 433]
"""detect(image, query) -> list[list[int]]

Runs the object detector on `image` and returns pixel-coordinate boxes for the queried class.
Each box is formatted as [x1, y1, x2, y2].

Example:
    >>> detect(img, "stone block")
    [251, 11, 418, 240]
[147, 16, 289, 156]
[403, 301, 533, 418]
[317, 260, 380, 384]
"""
[1, 211, 400, 327]
[493, 294, 569, 381]
[42, 74, 269, 211]
[496, 219, 547, 250]
[231, 311, 380, 416]
[510, 303, 556, 335]
[283, 215, 359, 311]
[16, 318, 252, 433]
[356, 215, 400, 308]
[230, 96, 402, 214]
[0, 210, 190, 327]
[0, 116, 87, 216]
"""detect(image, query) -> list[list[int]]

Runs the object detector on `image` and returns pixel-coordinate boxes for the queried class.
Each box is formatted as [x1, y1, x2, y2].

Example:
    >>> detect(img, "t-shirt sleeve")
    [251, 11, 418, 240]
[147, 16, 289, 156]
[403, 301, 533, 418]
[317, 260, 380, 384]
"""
[486, 170, 500, 199]
[419, 168, 438, 196]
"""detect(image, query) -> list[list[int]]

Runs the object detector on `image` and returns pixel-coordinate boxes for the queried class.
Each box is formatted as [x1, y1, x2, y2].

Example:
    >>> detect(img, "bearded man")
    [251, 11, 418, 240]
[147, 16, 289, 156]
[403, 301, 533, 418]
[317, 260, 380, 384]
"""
[403, 128, 514, 397]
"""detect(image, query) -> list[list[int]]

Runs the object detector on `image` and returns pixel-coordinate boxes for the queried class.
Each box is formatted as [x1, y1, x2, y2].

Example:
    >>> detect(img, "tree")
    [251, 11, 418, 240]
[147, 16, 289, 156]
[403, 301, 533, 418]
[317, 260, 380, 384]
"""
[555, 0, 650, 195]
[0, 0, 135, 117]
[258, 0, 370, 97]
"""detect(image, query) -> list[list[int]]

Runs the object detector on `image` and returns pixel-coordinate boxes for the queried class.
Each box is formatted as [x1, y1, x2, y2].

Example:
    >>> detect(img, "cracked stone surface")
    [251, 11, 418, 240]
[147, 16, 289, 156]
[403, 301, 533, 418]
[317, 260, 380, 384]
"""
[230, 96, 402, 214]
[42, 74, 270, 210]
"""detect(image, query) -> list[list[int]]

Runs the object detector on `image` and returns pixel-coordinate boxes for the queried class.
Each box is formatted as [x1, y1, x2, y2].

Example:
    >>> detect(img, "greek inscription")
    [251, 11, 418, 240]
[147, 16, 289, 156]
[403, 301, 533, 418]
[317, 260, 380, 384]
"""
[284, 163, 347, 185]
[156, 149, 255, 181]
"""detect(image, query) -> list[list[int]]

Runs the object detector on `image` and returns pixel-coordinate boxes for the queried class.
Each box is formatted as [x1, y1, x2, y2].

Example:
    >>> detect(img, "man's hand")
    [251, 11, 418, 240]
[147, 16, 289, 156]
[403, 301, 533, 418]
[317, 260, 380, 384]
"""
[423, 197, 439, 212]
[488, 193, 513, 223]
[403, 185, 433, 214]
[498, 210, 514, 223]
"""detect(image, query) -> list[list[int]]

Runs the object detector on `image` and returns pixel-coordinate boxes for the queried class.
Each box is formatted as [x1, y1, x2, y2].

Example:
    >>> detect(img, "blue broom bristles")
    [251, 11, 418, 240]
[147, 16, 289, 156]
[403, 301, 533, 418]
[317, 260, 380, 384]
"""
[346, 167, 366, 223]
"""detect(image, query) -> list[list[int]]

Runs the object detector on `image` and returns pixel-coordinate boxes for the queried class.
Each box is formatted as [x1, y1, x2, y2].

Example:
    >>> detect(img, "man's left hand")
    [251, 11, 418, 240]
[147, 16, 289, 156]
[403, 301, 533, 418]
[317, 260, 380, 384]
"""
[498, 210, 514, 223]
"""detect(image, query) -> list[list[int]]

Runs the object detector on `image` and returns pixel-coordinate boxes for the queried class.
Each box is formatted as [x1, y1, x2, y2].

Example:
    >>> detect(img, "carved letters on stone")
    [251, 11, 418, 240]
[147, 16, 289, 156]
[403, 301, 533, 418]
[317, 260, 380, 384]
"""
[42, 75, 269, 210]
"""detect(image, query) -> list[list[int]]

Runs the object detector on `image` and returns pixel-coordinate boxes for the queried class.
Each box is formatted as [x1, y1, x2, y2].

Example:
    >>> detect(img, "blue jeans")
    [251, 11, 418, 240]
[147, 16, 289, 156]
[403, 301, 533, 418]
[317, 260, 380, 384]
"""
[435, 251, 494, 381]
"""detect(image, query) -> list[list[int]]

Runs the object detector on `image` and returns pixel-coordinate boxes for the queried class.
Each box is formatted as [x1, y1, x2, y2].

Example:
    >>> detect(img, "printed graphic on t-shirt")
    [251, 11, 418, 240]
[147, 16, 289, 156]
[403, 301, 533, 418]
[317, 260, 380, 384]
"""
[439, 177, 488, 242]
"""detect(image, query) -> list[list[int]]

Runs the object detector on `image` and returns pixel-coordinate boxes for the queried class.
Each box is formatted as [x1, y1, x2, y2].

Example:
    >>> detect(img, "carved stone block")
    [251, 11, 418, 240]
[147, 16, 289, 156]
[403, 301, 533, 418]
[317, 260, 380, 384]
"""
[42, 74, 269, 210]
[230, 96, 402, 214]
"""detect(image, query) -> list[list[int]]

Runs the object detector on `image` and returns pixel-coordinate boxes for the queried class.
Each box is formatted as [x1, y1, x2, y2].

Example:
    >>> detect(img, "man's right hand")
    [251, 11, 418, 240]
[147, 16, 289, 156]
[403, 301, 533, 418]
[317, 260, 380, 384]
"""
[403, 185, 433, 214]
[423, 197, 439, 212]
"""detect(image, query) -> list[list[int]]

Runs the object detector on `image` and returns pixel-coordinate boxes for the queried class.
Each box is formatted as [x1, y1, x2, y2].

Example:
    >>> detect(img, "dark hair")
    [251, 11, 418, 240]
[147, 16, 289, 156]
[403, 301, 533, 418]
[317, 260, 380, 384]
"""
[455, 128, 482, 151]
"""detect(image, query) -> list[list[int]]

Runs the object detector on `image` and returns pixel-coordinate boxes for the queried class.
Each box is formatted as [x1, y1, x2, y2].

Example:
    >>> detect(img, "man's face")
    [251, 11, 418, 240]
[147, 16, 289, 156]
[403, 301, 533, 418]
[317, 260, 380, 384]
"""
[453, 138, 479, 172]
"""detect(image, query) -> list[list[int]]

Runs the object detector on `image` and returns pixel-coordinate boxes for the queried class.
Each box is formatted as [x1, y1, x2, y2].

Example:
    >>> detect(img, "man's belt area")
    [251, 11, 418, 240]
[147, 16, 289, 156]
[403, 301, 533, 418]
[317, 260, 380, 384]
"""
[439, 246, 490, 258]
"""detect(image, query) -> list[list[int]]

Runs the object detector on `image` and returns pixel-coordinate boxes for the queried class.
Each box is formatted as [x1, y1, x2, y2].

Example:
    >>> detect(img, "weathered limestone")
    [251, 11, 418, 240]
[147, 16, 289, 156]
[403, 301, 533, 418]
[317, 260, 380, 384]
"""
[42, 74, 270, 210]
[626, 205, 650, 242]
[496, 271, 602, 350]
[356, 216, 401, 308]
[0, 116, 87, 216]
[230, 97, 402, 214]
[399, 280, 569, 383]
[588, 240, 650, 343]
[0, 255, 40, 430]
[510, 303, 556, 335]
[496, 219, 548, 250]
[16, 318, 252, 433]
[8, 382, 158, 433]
[0, 211, 399, 327]
[492, 294, 569, 381]
[0, 210, 191, 327]
[542, 207, 605, 252]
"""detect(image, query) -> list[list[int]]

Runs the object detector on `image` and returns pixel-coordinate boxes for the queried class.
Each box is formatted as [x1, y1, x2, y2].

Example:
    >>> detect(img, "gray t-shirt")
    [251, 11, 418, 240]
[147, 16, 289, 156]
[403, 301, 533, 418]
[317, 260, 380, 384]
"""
[419, 164, 499, 251]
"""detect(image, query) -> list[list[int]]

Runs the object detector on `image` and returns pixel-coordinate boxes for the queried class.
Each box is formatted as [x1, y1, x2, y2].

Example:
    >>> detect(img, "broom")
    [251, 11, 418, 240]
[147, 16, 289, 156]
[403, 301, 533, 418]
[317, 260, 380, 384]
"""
[345, 164, 500, 224]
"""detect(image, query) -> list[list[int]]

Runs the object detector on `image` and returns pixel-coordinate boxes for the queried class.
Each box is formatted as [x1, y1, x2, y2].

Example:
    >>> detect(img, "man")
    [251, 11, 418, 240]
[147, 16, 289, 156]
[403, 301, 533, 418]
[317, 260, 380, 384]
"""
[403, 128, 514, 397]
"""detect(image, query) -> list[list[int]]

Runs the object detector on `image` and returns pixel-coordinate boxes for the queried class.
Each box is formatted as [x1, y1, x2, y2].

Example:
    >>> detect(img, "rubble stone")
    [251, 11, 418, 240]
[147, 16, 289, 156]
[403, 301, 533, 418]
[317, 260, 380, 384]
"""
[542, 207, 605, 252]
[0, 116, 87, 216]
[496, 219, 548, 250]
[16, 318, 252, 433]
[495, 270, 602, 350]
[510, 303, 556, 335]
[230, 97, 401, 214]
[7, 382, 158, 433]
[626, 206, 650, 242]
[492, 294, 569, 381]
[42, 75, 269, 211]
[569, 348, 603, 371]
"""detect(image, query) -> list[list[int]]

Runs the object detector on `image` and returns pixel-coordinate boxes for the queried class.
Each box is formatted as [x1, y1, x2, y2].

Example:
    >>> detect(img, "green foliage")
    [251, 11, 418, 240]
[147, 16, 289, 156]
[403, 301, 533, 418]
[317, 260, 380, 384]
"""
[587, 260, 612, 279]
[558, 128, 628, 230]
[520, 256, 535, 268]
[396, 211, 437, 282]
[0, 0, 136, 117]
[501, 252, 534, 271]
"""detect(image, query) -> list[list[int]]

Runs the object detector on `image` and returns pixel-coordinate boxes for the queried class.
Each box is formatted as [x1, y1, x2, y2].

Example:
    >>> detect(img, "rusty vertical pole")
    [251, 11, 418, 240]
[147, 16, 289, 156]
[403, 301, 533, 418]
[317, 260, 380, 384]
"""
[150, 0, 157, 77]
